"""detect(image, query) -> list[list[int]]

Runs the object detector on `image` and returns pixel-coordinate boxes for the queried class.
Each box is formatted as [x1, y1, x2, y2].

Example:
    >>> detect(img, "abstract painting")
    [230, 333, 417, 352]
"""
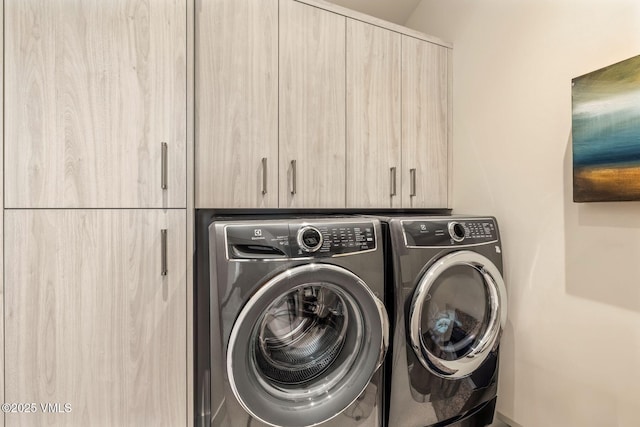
[572, 54, 640, 202]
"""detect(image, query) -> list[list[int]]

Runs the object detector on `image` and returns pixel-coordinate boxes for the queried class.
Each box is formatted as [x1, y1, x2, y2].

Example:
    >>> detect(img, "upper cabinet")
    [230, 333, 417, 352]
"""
[279, 1, 346, 208]
[4, 0, 187, 208]
[195, 0, 451, 210]
[402, 36, 450, 208]
[346, 19, 402, 208]
[346, 26, 450, 209]
[195, 0, 278, 208]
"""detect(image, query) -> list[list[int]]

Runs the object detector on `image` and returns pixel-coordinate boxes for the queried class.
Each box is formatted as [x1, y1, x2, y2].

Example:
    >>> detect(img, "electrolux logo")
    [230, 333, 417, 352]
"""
[252, 228, 265, 241]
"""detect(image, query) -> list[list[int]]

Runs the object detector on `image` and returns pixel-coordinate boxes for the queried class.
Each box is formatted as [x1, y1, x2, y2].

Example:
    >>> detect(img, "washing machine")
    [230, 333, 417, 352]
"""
[209, 217, 389, 427]
[382, 216, 507, 427]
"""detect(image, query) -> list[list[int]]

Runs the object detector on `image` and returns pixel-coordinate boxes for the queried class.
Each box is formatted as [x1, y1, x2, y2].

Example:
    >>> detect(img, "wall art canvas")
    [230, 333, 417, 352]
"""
[572, 54, 640, 202]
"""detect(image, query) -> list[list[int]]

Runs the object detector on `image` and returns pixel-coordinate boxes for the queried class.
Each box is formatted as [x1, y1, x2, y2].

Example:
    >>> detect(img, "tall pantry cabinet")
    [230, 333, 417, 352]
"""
[0, 2, 4, 420]
[3, 0, 188, 426]
[4, 210, 187, 426]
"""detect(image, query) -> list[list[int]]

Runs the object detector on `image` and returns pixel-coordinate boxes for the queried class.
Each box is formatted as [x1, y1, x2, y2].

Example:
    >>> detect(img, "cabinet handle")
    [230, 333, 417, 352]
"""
[410, 168, 417, 197]
[161, 142, 168, 190]
[261, 158, 268, 195]
[290, 160, 297, 195]
[390, 167, 397, 197]
[161, 229, 168, 276]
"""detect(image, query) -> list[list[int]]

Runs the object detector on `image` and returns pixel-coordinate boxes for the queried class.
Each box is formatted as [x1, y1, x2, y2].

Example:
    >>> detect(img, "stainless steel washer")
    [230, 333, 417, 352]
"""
[381, 216, 507, 427]
[209, 217, 389, 427]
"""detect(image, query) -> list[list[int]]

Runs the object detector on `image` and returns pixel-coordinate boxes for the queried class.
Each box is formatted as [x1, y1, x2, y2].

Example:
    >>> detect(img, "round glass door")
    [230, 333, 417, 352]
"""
[227, 264, 388, 427]
[409, 251, 507, 379]
[254, 285, 351, 387]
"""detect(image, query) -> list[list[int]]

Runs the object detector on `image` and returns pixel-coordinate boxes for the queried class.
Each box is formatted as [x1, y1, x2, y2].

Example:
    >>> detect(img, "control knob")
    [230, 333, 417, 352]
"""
[297, 226, 324, 252]
[448, 222, 466, 242]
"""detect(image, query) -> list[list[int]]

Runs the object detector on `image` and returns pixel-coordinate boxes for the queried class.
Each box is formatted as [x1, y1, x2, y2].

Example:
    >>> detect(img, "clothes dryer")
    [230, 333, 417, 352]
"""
[209, 217, 389, 427]
[382, 216, 507, 427]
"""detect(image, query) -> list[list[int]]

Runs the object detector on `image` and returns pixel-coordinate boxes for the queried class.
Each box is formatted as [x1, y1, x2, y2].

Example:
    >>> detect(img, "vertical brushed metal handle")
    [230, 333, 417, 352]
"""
[261, 158, 268, 195]
[410, 168, 417, 197]
[290, 160, 297, 195]
[161, 142, 168, 190]
[161, 229, 168, 276]
[390, 167, 397, 197]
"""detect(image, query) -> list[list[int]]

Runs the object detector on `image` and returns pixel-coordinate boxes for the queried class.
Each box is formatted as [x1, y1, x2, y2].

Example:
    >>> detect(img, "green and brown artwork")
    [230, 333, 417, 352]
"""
[572, 54, 640, 202]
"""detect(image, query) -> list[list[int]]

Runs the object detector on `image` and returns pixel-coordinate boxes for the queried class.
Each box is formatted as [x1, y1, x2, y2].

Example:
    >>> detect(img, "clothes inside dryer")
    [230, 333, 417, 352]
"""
[421, 264, 492, 361]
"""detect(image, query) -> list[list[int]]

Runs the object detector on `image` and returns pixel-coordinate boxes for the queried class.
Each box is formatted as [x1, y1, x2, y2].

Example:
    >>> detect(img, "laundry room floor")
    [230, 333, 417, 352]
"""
[489, 419, 510, 427]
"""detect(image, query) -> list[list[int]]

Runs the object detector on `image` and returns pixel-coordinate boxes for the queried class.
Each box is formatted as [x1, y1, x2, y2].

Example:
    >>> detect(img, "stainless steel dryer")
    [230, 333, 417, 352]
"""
[209, 217, 389, 427]
[382, 216, 507, 427]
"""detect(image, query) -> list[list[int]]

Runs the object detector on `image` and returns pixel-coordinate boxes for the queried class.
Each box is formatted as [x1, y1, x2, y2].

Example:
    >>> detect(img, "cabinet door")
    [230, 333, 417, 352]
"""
[5, 0, 186, 208]
[195, 0, 278, 208]
[346, 19, 402, 208]
[279, 0, 346, 208]
[5, 210, 187, 427]
[402, 37, 449, 208]
[0, 3, 4, 419]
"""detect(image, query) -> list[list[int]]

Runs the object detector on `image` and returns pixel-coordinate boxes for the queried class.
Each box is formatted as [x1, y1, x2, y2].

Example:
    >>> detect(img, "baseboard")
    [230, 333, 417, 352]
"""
[496, 412, 524, 427]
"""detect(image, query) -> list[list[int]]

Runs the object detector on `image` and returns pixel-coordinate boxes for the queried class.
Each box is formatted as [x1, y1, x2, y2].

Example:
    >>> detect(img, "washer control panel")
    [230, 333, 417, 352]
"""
[297, 226, 324, 253]
[291, 222, 376, 257]
[402, 218, 498, 247]
[225, 221, 376, 259]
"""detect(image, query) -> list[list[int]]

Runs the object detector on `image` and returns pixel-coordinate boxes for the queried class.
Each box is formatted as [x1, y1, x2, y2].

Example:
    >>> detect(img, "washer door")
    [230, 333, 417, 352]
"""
[409, 251, 507, 379]
[227, 263, 389, 427]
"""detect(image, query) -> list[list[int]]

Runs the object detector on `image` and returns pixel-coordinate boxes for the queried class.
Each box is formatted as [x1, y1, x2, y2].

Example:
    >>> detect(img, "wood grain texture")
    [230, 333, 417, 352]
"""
[1, 1, 4, 420]
[447, 47, 454, 209]
[279, 0, 347, 208]
[5, 0, 187, 208]
[185, 0, 195, 427]
[5, 210, 187, 427]
[402, 37, 449, 208]
[186, 0, 195, 424]
[195, 0, 278, 208]
[346, 19, 402, 208]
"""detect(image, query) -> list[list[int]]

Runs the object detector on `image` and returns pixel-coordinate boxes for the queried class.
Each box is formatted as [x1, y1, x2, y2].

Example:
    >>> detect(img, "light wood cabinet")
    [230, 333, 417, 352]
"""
[346, 23, 450, 209]
[196, 0, 349, 209]
[279, 0, 346, 208]
[4, 209, 187, 427]
[195, 0, 451, 209]
[402, 36, 450, 208]
[346, 19, 402, 208]
[4, 0, 186, 209]
[195, 0, 278, 208]
[0, 3, 4, 420]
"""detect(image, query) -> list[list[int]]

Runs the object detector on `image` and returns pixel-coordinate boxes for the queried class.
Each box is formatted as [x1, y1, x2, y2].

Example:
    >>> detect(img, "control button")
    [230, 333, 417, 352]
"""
[297, 226, 324, 253]
[448, 222, 466, 242]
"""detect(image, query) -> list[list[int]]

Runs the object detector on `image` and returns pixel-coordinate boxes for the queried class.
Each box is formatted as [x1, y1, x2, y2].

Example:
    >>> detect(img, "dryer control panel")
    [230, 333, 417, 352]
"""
[225, 221, 377, 260]
[402, 218, 498, 247]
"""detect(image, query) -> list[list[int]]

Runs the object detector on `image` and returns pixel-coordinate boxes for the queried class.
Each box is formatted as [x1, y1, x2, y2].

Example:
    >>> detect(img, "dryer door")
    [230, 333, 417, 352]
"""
[409, 251, 507, 379]
[227, 263, 389, 427]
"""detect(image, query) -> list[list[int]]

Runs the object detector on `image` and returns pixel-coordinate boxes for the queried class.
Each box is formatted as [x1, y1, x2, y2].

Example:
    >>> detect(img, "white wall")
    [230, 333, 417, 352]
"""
[325, 0, 421, 25]
[406, 1, 640, 426]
